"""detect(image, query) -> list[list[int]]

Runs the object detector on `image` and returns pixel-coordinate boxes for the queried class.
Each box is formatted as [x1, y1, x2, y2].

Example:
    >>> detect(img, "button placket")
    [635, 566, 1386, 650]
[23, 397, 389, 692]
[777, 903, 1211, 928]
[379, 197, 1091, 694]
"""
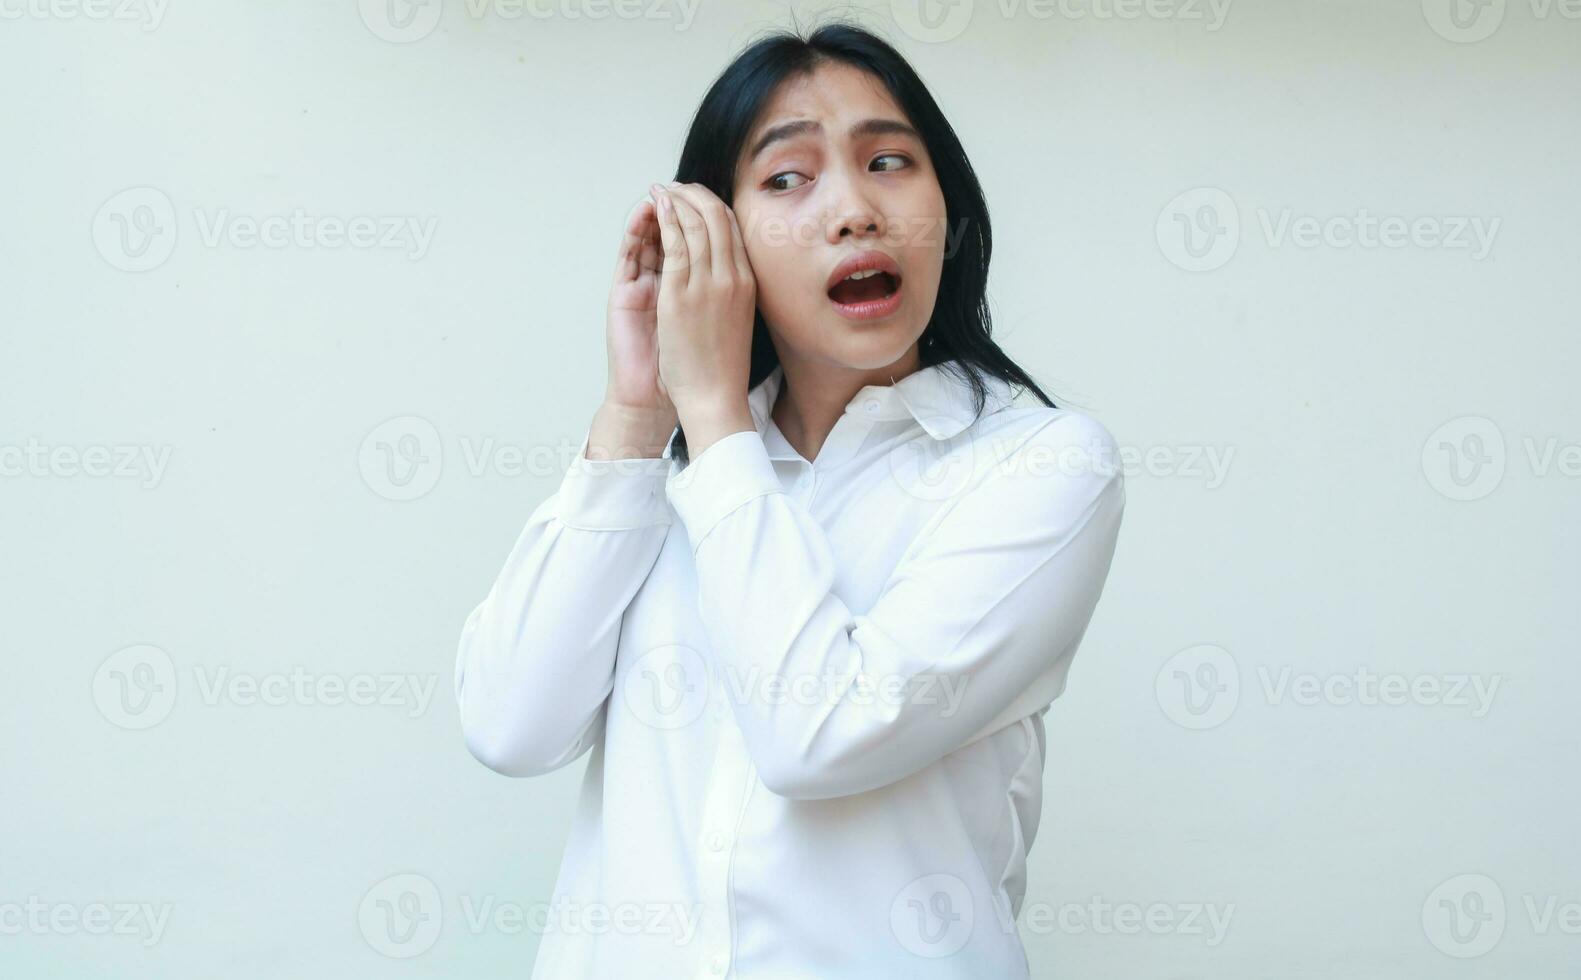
[811, 411, 879, 475]
[693, 714, 752, 978]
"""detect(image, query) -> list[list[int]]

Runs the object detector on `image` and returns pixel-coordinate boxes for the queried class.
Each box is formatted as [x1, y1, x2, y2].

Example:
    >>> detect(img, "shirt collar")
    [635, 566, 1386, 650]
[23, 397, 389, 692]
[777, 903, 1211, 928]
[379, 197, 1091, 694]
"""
[747, 358, 1017, 460]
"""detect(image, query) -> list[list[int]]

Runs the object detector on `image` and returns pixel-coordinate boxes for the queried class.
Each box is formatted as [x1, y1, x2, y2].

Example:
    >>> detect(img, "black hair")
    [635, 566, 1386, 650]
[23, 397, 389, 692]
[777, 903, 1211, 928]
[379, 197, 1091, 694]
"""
[666, 17, 1058, 465]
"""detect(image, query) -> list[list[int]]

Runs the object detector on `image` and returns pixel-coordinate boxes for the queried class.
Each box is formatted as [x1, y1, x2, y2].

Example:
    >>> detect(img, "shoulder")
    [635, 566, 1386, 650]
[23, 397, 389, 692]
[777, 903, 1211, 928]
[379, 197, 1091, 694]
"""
[972, 402, 1124, 484]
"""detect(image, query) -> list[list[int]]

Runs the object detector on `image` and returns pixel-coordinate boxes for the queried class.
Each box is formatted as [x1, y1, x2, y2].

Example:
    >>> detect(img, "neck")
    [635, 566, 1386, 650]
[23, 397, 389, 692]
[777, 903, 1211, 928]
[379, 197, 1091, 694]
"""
[770, 344, 924, 463]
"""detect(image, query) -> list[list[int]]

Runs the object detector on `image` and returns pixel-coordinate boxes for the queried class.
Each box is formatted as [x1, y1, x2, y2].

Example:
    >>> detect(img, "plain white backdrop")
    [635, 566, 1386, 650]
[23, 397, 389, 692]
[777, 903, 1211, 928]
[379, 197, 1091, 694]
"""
[2, 0, 1577, 976]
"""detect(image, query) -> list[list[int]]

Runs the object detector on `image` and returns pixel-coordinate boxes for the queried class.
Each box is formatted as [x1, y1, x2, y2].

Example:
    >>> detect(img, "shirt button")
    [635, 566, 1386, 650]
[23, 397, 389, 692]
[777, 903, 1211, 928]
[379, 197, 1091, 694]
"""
[707, 831, 726, 851]
[709, 952, 728, 975]
[864, 398, 880, 413]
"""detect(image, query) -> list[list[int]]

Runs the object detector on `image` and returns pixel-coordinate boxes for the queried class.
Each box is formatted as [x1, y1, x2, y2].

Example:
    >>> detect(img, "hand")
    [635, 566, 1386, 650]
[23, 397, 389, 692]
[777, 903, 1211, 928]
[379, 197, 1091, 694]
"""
[586, 193, 679, 460]
[603, 194, 675, 419]
[649, 182, 757, 443]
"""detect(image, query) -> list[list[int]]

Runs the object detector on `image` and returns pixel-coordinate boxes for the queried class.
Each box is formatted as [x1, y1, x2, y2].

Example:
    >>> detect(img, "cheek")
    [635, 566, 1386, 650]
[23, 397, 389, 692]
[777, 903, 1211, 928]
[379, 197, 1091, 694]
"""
[908, 191, 949, 276]
[742, 230, 817, 314]
[910, 186, 948, 253]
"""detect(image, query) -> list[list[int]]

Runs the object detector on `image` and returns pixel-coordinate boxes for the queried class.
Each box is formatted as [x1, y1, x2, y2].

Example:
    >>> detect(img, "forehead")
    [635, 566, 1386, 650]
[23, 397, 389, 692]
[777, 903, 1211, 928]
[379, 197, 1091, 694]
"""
[748, 61, 904, 141]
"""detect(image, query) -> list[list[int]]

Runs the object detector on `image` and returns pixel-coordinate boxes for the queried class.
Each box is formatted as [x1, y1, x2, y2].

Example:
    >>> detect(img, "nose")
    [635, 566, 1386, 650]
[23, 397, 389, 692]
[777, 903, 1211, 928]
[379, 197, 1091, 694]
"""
[822, 170, 884, 244]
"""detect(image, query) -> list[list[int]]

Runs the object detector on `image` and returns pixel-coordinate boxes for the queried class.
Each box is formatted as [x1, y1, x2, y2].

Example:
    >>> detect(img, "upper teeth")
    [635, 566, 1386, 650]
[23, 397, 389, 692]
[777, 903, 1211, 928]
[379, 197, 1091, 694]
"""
[844, 269, 884, 281]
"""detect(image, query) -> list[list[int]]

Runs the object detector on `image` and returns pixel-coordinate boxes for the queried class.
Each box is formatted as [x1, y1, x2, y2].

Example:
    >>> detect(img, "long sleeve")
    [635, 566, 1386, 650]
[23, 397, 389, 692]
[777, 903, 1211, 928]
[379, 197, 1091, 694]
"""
[454, 432, 673, 777]
[664, 412, 1125, 801]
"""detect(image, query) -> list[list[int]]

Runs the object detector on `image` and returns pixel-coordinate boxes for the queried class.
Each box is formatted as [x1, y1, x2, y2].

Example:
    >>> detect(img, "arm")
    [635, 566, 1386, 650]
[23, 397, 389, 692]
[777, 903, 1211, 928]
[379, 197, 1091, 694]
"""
[454, 429, 672, 777]
[664, 411, 1126, 800]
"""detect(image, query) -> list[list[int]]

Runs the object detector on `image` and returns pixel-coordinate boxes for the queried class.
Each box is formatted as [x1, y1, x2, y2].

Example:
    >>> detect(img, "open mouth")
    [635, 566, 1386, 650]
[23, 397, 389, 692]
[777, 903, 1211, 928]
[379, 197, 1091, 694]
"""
[828, 269, 900, 304]
[827, 269, 903, 320]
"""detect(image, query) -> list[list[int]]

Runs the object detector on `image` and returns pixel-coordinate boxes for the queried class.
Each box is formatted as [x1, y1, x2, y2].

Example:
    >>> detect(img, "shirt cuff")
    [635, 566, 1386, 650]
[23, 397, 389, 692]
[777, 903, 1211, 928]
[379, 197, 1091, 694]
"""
[665, 429, 783, 550]
[556, 431, 674, 531]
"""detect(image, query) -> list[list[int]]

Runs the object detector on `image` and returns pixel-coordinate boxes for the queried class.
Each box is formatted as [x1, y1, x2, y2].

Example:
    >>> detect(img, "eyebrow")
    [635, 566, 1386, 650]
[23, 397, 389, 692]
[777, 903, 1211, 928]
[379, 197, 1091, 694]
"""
[745, 117, 921, 164]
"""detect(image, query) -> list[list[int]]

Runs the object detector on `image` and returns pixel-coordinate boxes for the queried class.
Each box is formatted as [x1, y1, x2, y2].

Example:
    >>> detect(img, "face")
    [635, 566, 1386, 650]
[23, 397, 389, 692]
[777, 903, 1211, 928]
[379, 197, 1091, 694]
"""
[730, 61, 948, 372]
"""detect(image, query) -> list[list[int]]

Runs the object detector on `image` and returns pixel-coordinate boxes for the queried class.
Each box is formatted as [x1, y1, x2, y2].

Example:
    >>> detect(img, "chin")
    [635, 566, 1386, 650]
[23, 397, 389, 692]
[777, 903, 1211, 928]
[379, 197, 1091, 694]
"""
[814, 320, 925, 369]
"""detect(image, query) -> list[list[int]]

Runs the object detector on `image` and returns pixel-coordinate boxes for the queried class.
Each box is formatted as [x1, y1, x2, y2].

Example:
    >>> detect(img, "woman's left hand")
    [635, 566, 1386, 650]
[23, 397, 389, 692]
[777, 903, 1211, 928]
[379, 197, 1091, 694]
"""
[649, 182, 757, 438]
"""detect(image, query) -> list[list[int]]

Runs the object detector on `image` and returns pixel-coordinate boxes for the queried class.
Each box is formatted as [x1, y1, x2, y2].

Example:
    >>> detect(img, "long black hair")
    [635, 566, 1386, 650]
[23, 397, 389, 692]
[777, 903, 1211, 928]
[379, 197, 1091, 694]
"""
[666, 18, 1057, 465]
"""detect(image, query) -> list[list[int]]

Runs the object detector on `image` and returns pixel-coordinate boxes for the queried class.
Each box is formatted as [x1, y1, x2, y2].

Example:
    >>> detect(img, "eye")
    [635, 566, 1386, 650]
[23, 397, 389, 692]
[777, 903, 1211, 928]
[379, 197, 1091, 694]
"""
[765, 171, 810, 192]
[872, 153, 911, 172]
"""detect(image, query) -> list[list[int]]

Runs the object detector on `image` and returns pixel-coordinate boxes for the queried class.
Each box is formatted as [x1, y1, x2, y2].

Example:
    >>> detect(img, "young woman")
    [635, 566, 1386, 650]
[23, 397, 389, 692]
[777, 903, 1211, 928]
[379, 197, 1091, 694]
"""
[455, 22, 1126, 979]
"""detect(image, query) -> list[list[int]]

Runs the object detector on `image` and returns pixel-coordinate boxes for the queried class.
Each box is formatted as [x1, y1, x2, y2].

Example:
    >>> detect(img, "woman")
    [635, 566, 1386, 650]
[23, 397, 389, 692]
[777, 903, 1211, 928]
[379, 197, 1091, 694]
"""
[454, 21, 1126, 979]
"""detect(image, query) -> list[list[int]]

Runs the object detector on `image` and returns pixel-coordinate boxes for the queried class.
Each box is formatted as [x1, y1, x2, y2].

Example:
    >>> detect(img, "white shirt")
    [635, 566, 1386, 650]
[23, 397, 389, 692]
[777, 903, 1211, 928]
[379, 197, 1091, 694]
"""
[454, 357, 1126, 979]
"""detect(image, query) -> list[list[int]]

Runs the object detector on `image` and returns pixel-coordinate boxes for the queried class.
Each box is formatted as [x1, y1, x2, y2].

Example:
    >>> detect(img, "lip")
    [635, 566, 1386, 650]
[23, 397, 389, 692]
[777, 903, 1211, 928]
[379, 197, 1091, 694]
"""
[825, 249, 903, 293]
[826, 249, 904, 322]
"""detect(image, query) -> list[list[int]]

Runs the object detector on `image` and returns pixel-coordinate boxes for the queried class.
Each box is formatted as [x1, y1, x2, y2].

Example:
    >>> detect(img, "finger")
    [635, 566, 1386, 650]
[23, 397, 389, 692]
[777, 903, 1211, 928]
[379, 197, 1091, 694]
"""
[725, 206, 752, 278]
[664, 186, 711, 280]
[614, 197, 657, 285]
[638, 221, 662, 275]
[652, 186, 690, 288]
[669, 183, 733, 280]
[635, 199, 662, 276]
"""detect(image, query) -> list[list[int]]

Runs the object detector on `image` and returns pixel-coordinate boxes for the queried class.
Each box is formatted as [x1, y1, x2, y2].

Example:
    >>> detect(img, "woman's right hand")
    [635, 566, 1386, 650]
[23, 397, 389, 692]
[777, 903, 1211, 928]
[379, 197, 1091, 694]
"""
[589, 193, 680, 460]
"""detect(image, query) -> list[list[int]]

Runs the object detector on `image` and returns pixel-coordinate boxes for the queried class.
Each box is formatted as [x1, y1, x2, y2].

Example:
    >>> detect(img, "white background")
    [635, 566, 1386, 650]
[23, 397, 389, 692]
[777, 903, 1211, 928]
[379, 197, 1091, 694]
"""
[2, 0, 1577, 976]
